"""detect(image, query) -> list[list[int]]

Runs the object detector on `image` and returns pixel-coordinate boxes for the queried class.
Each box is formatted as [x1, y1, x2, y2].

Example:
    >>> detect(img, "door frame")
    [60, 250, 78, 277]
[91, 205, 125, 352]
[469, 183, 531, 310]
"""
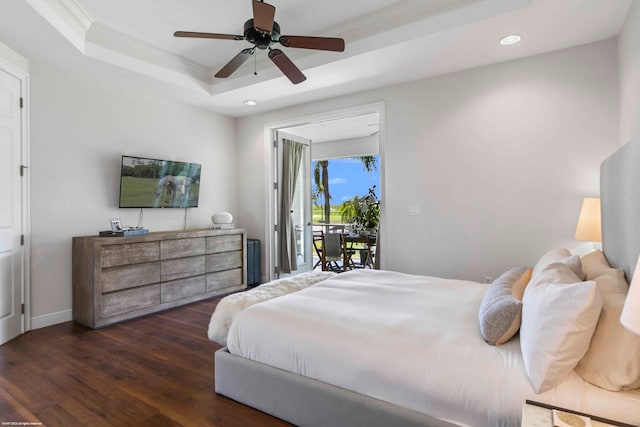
[0, 55, 31, 333]
[263, 102, 386, 282]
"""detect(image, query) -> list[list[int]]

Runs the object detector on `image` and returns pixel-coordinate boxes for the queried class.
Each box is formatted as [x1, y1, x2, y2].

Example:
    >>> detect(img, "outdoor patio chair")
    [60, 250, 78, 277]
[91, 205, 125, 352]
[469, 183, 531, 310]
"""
[312, 230, 324, 269]
[322, 232, 344, 272]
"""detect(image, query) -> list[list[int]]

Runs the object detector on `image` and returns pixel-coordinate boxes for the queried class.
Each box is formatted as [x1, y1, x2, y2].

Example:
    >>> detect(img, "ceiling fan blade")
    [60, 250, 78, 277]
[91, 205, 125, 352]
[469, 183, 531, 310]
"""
[215, 48, 254, 78]
[268, 49, 306, 85]
[174, 31, 245, 41]
[280, 35, 345, 52]
[252, 0, 276, 34]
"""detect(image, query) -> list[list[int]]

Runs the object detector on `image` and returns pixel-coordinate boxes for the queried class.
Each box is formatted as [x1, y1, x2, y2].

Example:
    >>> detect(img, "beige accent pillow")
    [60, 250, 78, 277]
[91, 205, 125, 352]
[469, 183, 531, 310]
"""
[479, 267, 531, 346]
[512, 268, 532, 300]
[581, 249, 613, 280]
[575, 268, 640, 391]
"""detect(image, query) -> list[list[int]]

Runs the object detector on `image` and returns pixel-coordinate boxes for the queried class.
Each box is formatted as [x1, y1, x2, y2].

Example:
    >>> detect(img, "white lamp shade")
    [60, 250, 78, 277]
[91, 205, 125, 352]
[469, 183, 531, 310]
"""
[621, 256, 640, 335]
[574, 197, 602, 242]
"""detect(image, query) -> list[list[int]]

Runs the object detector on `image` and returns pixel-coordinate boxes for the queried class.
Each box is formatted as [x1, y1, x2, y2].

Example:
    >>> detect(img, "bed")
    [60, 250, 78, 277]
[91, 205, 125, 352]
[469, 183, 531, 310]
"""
[213, 135, 640, 427]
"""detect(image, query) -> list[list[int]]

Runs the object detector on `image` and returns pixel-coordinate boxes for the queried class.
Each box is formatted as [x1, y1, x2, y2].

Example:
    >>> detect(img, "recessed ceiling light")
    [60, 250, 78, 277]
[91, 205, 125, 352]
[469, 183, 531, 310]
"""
[500, 34, 522, 46]
[244, 100, 258, 107]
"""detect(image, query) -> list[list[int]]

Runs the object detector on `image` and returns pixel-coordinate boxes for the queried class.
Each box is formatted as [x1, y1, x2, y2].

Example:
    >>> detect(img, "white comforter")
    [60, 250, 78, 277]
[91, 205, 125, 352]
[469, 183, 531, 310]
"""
[227, 269, 640, 427]
[208, 271, 337, 345]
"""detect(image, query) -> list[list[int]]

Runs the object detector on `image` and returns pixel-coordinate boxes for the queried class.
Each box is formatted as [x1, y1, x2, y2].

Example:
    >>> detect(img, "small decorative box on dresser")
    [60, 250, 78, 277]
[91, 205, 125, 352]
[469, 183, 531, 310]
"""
[73, 228, 247, 328]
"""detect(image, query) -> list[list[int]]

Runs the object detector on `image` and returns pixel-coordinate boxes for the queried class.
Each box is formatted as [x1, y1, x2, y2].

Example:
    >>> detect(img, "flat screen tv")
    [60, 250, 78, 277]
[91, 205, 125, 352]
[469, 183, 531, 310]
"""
[119, 155, 201, 208]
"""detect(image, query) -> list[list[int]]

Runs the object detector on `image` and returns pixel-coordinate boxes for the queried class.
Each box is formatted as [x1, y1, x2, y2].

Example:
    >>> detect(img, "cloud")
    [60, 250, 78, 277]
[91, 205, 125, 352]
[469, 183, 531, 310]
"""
[329, 177, 347, 185]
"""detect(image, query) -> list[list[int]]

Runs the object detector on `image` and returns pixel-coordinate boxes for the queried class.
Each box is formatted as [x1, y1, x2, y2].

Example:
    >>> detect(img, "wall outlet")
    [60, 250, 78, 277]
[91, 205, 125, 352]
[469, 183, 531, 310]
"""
[408, 205, 420, 216]
[484, 276, 493, 283]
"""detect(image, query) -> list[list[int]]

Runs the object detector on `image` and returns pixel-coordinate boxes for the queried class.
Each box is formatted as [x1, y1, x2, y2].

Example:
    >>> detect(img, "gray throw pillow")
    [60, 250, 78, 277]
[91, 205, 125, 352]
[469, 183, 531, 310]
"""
[479, 266, 531, 346]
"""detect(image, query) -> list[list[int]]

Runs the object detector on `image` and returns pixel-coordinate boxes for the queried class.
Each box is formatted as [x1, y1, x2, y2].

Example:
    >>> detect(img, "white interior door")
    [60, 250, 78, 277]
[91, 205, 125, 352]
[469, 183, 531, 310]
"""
[274, 131, 312, 277]
[0, 68, 23, 345]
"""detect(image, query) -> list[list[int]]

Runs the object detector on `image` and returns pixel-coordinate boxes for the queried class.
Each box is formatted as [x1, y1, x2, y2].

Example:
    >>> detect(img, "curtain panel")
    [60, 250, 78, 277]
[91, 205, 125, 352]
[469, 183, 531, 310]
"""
[279, 139, 304, 273]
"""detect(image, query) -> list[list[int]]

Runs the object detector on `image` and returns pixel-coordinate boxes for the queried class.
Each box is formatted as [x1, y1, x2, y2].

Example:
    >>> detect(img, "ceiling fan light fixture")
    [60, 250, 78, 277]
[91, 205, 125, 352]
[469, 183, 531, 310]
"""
[173, 0, 344, 84]
[244, 100, 259, 107]
[499, 34, 522, 46]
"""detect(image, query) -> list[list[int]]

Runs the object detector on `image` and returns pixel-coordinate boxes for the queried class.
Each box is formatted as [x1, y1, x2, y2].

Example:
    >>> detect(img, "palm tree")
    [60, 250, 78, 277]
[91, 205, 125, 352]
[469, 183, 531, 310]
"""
[313, 155, 378, 224]
[313, 160, 330, 223]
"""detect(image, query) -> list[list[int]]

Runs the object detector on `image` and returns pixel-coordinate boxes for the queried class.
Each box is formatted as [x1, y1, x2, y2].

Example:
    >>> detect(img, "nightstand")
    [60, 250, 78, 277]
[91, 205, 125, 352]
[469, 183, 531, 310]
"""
[522, 400, 636, 427]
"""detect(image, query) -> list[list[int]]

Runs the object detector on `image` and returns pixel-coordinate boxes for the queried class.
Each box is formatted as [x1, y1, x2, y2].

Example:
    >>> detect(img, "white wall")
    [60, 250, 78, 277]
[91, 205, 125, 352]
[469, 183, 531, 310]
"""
[619, 0, 640, 145]
[29, 61, 237, 324]
[237, 40, 619, 282]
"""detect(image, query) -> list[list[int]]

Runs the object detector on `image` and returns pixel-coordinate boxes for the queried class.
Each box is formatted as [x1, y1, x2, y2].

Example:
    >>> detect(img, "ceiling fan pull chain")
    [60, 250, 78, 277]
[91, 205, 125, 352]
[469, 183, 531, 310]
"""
[254, 48, 258, 75]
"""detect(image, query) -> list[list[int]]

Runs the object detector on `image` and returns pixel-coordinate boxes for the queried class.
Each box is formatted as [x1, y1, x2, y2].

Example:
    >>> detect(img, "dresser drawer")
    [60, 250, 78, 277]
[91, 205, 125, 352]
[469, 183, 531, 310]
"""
[161, 276, 206, 303]
[102, 284, 160, 317]
[207, 268, 242, 291]
[101, 242, 160, 268]
[206, 251, 242, 273]
[161, 238, 205, 260]
[206, 234, 243, 254]
[161, 256, 206, 281]
[102, 262, 160, 293]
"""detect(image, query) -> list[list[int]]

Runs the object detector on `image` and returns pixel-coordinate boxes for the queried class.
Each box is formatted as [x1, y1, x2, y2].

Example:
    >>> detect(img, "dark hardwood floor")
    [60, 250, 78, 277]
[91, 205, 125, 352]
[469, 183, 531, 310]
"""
[0, 297, 291, 427]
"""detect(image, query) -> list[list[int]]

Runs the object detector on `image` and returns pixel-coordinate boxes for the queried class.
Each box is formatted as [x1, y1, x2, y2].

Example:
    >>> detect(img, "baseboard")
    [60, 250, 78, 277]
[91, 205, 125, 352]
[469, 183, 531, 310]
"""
[31, 309, 73, 330]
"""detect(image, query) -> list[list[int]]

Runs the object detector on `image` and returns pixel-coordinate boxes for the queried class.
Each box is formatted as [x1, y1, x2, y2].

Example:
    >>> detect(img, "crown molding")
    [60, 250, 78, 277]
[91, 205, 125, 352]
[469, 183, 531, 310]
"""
[335, 0, 530, 56]
[57, 0, 92, 31]
[85, 23, 211, 92]
[24, 0, 92, 52]
[27, 0, 212, 94]
[0, 40, 30, 74]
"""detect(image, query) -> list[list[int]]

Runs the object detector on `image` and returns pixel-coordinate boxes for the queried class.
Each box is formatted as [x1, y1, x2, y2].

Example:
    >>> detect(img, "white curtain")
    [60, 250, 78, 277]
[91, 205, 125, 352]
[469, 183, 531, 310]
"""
[279, 139, 304, 273]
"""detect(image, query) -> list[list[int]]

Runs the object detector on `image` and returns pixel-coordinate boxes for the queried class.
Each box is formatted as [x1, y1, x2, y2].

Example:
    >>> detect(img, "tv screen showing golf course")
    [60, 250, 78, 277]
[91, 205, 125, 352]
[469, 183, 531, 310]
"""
[119, 155, 201, 208]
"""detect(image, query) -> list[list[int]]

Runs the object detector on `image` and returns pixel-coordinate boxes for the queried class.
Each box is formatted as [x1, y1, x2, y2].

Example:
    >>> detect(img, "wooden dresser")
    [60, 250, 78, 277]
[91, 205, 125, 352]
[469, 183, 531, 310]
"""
[72, 228, 247, 328]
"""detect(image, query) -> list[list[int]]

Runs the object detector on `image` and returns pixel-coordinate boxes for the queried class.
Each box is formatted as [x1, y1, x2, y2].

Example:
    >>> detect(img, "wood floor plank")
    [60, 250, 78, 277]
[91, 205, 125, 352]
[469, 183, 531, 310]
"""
[0, 380, 42, 424]
[56, 398, 119, 427]
[43, 366, 158, 426]
[135, 412, 183, 427]
[0, 297, 291, 427]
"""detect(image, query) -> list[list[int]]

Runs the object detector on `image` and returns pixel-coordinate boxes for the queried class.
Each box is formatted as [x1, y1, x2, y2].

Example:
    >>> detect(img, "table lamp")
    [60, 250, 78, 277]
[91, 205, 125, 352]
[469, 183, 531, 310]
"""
[621, 256, 640, 336]
[574, 197, 601, 242]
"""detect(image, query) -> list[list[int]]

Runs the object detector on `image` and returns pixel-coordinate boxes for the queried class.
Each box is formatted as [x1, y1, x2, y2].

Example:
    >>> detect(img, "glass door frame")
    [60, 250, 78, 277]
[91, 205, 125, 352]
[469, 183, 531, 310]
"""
[264, 102, 386, 282]
[273, 131, 312, 278]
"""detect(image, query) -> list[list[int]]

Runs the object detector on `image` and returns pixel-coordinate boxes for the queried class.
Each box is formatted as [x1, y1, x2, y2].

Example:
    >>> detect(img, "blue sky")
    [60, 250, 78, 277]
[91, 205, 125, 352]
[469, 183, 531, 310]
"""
[312, 156, 380, 205]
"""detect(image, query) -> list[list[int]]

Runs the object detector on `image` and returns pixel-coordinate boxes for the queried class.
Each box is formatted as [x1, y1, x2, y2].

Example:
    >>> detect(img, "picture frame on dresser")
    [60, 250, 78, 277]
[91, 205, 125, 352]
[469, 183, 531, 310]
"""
[72, 228, 247, 328]
[110, 219, 122, 233]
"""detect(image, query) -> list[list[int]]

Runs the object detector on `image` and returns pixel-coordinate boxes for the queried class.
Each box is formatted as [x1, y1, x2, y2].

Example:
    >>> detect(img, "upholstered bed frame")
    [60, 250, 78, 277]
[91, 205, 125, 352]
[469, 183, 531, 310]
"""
[601, 134, 640, 281]
[215, 349, 454, 427]
[214, 135, 639, 427]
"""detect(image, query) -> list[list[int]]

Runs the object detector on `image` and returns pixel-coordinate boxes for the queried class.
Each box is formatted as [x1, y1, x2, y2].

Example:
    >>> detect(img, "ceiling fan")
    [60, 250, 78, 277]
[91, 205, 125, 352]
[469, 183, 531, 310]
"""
[174, 0, 345, 85]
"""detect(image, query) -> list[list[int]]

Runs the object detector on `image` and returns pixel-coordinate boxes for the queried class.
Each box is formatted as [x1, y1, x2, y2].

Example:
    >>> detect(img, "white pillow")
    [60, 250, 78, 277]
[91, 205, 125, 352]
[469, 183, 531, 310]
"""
[531, 248, 571, 278]
[520, 279, 602, 393]
[575, 268, 640, 390]
[527, 255, 585, 290]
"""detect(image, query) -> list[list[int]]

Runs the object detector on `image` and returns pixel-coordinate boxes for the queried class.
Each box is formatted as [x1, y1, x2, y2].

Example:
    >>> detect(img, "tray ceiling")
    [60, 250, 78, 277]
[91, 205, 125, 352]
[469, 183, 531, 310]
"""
[0, 0, 632, 116]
